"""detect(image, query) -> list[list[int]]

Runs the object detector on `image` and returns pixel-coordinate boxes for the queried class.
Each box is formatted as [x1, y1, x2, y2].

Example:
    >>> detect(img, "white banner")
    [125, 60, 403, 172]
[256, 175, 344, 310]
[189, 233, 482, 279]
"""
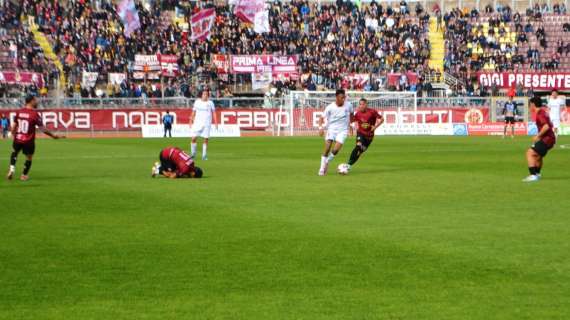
[108, 73, 127, 85]
[81, 72, 99, 88]
[141, 124, 241, 138]
[252, 72, 272, 90]
[133, 55, 160, 71]
[375, 123, 454, 136]
[254, 10, 270, 34]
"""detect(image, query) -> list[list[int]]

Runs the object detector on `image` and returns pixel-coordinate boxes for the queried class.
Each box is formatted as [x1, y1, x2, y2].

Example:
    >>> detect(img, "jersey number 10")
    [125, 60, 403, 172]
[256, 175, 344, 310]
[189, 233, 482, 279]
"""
[17, 119, 29, 134]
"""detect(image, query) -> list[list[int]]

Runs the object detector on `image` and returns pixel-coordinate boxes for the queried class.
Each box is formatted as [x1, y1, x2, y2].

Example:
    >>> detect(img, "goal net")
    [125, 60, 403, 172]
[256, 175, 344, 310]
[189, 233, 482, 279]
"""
[278, 91, 417, 136]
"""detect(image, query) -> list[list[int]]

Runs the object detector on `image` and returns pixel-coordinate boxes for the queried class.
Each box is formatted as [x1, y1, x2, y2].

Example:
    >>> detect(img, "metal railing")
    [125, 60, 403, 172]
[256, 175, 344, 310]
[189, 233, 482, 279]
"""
[0, 96, 492, 109]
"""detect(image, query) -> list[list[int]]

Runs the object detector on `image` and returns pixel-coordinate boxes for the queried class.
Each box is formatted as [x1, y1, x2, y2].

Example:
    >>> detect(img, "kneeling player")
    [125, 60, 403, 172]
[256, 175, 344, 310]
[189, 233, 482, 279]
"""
[152, 147, 203, 179]
[347, 98, 384, 170]
[523, 97, 556, 182]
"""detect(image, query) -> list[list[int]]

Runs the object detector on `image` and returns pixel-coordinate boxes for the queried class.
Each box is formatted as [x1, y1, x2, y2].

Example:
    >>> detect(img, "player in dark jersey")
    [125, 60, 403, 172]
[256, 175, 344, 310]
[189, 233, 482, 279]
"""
[502, 95, 519, 138]
[523, 96, 556, 182]
[7, 95, 64, 181]
[152, 147, 203, 179]
[346, 98, 384, 170]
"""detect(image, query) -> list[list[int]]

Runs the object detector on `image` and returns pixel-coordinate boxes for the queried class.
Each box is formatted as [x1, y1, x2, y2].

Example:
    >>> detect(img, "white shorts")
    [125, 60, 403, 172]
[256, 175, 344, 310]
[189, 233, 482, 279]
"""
[551, 118, 560, 129]
[191, 123, 211, 138]
[325, 129, 348, 144]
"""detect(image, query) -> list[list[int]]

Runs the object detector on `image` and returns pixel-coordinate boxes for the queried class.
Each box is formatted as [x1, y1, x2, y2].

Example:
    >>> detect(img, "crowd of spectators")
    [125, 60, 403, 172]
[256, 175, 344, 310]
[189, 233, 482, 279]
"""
[444, 2, 570, 95]
[3, 0, 570, 99]
[0, 1, 59, 97]
[3, 0, 436, 98]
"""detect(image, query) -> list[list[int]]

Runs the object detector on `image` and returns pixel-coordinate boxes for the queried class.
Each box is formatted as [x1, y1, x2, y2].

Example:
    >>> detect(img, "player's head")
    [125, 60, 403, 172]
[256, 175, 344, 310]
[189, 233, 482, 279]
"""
[25, 95, 37, 108]
[192, 167, 203, 178]
[166, 110, 170, 114]
[551, 89, 558, 98]
[508, 94, 514, 100]
[335, 89, 346, 106]
[529, 96, 543, 112]
[358, 98, 368, 112]
[200, 88, 210, 100]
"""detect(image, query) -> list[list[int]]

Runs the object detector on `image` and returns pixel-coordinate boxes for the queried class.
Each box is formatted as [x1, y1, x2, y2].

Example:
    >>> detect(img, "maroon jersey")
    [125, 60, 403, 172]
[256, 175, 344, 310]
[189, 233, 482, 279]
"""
[535, 108, 556, 147]
[354, 108, 382, 137]
[14, 108, 43, 144]
[161, 147, 195, 177]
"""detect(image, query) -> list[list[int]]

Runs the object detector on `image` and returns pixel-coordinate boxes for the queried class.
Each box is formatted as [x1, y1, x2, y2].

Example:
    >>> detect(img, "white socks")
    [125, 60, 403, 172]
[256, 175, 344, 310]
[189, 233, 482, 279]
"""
[320, 156, 327, 170]
[202, 144, 207, 158]
[9, 165, 15, 172]
[326, 153, 335, 163]
[191, 143, 197, 158]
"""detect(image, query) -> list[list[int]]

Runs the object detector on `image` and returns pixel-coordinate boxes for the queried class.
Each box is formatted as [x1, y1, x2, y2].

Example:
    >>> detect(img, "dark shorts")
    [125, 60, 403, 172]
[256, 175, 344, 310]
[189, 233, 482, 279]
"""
[13, 141, 35, 156]
[356, 133, 374, 149]
[164, 123, 172, 130]
[531, 140, 553, 157]
[159, 152, 176, 173]
[505, 116, 515, 124]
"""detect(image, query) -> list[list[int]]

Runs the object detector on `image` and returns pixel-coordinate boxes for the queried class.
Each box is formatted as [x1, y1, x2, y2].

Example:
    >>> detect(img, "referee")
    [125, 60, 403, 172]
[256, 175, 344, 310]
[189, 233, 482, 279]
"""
[162, 111, 174, 138]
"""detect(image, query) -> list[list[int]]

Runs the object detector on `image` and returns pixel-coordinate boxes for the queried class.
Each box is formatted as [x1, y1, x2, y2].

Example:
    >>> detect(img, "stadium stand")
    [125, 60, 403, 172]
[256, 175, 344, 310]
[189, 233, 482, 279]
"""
[444, 3, 570, 95]
[8, 0, 437, 97]
[1, 0, 570, 99]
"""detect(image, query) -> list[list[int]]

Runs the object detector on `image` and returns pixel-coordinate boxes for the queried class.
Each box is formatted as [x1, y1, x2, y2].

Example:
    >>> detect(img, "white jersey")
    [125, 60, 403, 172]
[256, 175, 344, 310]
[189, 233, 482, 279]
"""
[193, 99, 215, 125]
[323, 101, 353, 132]
[547, 97, 565, 121]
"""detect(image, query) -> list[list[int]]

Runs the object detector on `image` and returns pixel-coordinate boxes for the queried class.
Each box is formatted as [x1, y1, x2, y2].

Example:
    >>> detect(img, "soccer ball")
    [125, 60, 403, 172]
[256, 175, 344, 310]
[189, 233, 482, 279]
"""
[337, 163, 350, 175]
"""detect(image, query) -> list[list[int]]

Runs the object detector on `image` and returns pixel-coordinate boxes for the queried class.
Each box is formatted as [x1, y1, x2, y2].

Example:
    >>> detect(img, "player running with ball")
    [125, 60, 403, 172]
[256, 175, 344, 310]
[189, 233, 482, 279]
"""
[346, 98, 384, 171]
[317, 89, 353, 176]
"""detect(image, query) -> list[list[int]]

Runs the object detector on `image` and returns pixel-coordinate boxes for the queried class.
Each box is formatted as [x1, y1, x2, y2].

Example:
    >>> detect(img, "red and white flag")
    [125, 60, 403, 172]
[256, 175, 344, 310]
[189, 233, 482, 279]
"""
[191, 8, 216, 42]
[234, 0, 265, 24]
[159, 55, 179, 77]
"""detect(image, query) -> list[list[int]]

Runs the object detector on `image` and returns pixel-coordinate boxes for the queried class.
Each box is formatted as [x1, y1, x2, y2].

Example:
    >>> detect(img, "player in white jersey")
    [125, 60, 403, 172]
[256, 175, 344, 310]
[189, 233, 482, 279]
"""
[317, 89, 353, 176]
[190, 88, 217, 160]
[547, 89, 565, 136]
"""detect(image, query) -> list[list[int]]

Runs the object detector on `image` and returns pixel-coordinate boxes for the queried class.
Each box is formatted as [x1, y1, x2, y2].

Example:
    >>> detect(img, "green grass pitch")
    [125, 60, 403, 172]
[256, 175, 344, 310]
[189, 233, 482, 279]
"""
[1, 136, 569, 319]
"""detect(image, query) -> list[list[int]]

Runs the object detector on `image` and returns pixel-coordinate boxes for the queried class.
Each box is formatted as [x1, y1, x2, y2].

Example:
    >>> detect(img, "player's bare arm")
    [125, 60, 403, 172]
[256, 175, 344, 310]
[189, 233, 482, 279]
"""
[40, 127, 64, 139]
[189, 110, 195, 126]
[318, 115, 325, 136]
[533, 124, 550, 142]
[11, 120, 18, 136]
[372, 115, 384, 132]
[163, 171, 177, 179]
[212, 107, 218, 125]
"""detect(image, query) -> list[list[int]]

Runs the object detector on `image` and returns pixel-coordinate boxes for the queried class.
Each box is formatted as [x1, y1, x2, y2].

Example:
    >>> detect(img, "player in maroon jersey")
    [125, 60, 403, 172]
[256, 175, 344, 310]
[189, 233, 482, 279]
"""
[7, 95, 64, 181]
[346, 98, 384, 170]
[152, 147, 203, 179]
[523, 96, 556, 182]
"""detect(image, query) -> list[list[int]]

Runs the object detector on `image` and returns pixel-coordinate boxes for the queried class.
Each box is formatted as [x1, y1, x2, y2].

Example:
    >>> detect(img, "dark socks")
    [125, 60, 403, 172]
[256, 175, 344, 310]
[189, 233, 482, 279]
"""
[528, 167, 538, 175]
[348, 146, 362, 166]
[10, 152, 17, 166]
[23, 160, 32, 175]
[536, 166, 541, 174]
